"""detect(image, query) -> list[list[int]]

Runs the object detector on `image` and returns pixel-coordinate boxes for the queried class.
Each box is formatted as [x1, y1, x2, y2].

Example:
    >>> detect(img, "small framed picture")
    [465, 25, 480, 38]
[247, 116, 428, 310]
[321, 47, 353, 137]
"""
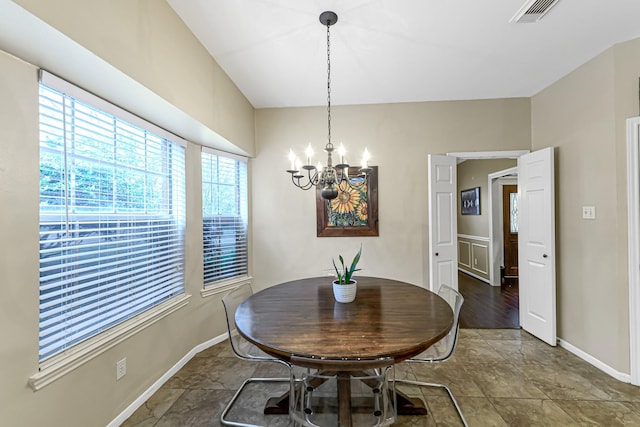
[461, 187, 480, 215]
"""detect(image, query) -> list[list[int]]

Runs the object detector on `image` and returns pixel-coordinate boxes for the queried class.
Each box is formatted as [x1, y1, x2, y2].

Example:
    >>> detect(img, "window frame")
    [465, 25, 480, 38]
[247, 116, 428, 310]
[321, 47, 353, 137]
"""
[30, 70, 191, 390]
[200, 147, 250, 295]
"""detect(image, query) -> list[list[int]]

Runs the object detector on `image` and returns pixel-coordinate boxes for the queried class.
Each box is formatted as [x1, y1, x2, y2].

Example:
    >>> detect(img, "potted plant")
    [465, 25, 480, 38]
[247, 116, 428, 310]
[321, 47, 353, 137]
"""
[332, 246, 362, 303]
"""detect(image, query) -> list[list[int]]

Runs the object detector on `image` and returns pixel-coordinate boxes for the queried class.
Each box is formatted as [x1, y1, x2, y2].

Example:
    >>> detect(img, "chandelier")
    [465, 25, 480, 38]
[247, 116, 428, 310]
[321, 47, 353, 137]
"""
[286, 11, 372, 200]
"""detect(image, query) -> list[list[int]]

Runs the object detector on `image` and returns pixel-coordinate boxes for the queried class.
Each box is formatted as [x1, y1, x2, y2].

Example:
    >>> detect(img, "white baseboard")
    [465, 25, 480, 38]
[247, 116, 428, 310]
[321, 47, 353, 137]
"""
[107, 332, 229, 427]
[458, 268, 491, 285]
[558, 338, 631, 383]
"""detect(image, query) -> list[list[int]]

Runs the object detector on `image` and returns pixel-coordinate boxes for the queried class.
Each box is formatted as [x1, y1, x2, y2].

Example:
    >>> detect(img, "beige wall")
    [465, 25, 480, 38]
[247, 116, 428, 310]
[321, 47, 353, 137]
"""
[0, 1, 253, 425]
[531, 38, 640, 373]
[252, 100, 531, 290]
[12, 0, 255, 156]
[0, 46, 230, 427]
[1, 0, 639, 424]
[457, 159, 517, 237]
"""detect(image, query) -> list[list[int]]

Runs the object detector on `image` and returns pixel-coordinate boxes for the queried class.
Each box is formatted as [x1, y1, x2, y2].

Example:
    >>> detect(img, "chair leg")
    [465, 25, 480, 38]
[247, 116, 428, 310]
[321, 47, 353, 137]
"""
[220, 377, 290, 427]
[394, 379, 469, 427]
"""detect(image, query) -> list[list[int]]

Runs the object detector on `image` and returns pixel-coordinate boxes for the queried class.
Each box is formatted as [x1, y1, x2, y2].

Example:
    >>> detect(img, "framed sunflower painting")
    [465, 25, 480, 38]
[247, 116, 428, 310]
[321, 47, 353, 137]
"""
[316, 166, 379, 237]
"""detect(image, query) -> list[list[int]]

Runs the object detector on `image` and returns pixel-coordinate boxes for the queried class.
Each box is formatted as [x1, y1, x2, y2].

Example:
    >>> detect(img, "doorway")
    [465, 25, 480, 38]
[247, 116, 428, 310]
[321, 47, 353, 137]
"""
[502, 184, 519, 286]
[429, 149, 557, 345]
[457, 161, 519, 328]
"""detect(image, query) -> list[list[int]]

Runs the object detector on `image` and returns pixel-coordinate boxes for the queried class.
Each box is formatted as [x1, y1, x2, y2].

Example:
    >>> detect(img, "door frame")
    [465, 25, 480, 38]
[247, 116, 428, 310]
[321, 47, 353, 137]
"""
[488, 167, 518, 286]
[626, 117, 640, 386]
[427, 150, 531, 290]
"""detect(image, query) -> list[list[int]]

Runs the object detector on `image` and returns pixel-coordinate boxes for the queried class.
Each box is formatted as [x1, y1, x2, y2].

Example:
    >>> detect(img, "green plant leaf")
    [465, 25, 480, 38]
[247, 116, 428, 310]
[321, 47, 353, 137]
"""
[332, 258, 343, 283]
[344, 245, 362, 283]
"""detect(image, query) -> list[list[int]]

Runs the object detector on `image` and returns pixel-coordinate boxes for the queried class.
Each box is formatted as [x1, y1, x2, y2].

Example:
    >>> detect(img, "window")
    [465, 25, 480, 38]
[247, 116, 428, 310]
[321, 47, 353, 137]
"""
[509, 191, 519, 233]
[201, 148, 248, 284]
[38, 72, 186, 362]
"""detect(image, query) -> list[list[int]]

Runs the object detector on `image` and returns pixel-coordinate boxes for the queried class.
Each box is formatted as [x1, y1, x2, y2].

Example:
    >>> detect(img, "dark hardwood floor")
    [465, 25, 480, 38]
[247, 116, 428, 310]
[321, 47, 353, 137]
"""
[458, 271, 520, 329]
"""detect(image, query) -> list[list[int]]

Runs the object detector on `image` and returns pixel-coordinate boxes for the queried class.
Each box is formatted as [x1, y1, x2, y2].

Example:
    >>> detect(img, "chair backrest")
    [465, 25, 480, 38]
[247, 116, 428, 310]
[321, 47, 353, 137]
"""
[411, 284, 464, 362]
[289, 355, 396, 427]
[221, 283, 276, 362]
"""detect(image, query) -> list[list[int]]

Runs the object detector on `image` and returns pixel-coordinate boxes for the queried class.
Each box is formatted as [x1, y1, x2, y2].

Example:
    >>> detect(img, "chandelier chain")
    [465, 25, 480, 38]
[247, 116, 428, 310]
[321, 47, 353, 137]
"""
[285, 11, 370, 201]
[326, 19, 332, 149]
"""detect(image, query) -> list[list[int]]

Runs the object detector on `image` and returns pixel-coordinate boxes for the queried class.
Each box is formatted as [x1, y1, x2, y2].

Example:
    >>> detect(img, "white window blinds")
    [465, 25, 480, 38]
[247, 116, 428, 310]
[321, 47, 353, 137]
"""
[201, 148, 248, 284]
[38, 72, 186, 362]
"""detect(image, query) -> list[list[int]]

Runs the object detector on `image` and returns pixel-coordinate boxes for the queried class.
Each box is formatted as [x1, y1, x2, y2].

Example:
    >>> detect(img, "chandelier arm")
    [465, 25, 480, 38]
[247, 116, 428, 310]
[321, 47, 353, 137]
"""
[308, 168, 319, 185]
[291, 176, 317, 191]
[292, 168, 321, 191]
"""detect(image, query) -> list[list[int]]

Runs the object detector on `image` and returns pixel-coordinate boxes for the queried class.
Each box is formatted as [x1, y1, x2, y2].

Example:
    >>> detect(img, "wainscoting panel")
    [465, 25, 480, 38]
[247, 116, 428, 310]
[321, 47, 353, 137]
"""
[471, 243, 488, 275]
[459, 240, 471, 268]
[458, 234, 490, 282]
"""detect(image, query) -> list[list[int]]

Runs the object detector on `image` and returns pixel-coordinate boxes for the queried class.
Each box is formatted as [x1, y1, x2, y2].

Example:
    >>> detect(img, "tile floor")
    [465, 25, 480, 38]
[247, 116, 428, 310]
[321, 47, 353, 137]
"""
[121, 329, 640, 426]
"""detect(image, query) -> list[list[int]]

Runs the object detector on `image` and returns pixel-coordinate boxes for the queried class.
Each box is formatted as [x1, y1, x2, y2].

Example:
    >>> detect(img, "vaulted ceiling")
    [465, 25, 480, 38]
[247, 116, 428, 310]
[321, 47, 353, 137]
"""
[167, 0, 640, 109]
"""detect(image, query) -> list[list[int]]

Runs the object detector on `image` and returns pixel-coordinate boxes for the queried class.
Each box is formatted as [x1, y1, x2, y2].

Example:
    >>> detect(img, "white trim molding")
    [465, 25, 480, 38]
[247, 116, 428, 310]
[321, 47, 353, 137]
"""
[458, 268, 490, 284]
[558, 338, 631, 384]
[201, 275, 253, 298]
[106, 332, 229, 427]
[458, 234, 490, 242]
[447, 150, 530, 164]
[626, 117, 640, 386]
[29, 294, 192, 391]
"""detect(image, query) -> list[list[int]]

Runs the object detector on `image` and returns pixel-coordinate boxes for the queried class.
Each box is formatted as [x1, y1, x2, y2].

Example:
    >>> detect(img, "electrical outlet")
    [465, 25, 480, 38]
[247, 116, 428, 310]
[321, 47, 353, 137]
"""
[582, 206, 596, 219]
[116, 358, 126, 380]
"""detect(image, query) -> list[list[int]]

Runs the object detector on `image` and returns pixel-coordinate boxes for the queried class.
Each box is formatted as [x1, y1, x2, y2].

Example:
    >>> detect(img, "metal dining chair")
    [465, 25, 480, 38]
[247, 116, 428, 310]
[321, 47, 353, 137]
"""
[289, 355, 397, 427]
[220, 283, 292, 427]
[396, 284, 468, 427]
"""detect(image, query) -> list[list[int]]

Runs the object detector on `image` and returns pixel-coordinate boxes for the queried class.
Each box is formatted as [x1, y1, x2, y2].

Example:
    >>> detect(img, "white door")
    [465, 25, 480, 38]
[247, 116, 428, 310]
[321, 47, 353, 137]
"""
[518, 147, 557, 346]
[626, 117, 640, 385]
[428, 155, 458, 292]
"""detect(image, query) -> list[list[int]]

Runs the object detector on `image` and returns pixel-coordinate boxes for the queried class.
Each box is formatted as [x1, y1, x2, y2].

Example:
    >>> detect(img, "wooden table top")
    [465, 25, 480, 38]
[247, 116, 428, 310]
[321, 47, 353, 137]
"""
[235, 276, 454, 364]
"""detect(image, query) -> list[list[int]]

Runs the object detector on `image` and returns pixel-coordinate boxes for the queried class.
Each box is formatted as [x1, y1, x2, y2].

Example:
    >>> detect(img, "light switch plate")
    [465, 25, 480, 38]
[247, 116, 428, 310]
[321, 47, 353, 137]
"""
[582, 206, 596, 219]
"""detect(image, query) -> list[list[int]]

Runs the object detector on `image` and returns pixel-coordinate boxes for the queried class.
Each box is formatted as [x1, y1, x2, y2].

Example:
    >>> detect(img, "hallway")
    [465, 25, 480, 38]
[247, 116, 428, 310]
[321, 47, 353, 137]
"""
[458, 272, 519, 329]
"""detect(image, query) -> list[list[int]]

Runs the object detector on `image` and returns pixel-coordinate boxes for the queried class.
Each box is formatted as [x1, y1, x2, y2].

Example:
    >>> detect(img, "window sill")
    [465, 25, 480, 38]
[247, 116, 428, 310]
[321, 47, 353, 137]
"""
[201, 275, 253, 298]
[28, 293, 191, 391]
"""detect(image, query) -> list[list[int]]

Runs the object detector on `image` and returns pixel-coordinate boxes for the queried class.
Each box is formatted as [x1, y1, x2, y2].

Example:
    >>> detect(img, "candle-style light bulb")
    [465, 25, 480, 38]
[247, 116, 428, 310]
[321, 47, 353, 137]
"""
[337, 143, 347, 165]
[295, 157, 302, 171]
[361, 148, 370, 168]
[288, 149, 297, 170]
[316, 161, 323, 171]
[305, 144, 314, 165]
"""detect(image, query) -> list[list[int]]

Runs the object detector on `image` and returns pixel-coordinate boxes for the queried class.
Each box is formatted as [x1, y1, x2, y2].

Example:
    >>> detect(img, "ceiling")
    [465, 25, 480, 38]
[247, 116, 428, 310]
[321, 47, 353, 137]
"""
[167, 0, 640, 109]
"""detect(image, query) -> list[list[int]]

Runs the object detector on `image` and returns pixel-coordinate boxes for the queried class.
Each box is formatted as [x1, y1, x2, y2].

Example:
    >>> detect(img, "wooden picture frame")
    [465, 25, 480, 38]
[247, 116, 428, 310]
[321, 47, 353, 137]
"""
[461, 187, 481, 215]
[316, 166, 378, 237]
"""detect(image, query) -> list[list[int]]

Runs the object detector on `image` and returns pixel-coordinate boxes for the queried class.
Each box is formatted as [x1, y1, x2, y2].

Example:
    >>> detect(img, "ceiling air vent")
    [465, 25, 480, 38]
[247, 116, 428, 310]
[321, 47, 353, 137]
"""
[510, 0, 560, 23]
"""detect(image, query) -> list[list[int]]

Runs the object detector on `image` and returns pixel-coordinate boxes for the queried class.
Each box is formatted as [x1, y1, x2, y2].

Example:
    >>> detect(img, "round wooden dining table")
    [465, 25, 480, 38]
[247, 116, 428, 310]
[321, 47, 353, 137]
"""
[234, 276, 454, 417]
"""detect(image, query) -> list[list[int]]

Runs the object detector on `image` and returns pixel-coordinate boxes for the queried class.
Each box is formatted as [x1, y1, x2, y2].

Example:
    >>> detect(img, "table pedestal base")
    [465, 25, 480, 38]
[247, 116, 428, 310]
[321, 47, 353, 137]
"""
[264, 389, 428, 416]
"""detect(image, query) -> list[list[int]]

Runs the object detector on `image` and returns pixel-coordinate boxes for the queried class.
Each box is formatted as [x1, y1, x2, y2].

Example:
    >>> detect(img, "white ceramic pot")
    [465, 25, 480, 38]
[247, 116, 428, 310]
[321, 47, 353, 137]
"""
[332, 279, 357, 303]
